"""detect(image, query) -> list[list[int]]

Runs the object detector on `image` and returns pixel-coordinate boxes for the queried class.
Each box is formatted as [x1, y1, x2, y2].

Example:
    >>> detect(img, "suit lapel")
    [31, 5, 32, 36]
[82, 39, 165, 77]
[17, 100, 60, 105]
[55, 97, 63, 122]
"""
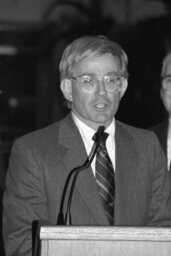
[75, 165, 109, 224]
[114, 121, 139, 224]
[58, 114, 108, 225]
[160, 120, 168, 155]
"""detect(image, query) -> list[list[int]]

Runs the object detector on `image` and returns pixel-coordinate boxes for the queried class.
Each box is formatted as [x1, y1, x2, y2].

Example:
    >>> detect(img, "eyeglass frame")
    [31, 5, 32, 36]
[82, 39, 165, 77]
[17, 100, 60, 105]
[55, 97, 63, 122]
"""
[70, 73, 128, 93]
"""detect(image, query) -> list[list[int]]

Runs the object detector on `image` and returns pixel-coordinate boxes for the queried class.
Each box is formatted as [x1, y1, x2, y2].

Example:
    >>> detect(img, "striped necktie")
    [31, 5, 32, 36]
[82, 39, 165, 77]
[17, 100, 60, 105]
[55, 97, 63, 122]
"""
[93, 132, 115, 224]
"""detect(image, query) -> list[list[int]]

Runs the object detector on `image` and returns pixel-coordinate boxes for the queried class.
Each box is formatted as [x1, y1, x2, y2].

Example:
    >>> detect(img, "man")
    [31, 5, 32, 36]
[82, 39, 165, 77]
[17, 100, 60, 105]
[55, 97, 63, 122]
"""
[150, 51, 171, 171]
[3, 36, 171, 256]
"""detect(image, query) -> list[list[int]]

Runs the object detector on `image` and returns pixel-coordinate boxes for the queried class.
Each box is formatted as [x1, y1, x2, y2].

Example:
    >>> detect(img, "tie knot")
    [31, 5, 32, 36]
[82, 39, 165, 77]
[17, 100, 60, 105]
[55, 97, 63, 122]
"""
[92, 131, 109, 146]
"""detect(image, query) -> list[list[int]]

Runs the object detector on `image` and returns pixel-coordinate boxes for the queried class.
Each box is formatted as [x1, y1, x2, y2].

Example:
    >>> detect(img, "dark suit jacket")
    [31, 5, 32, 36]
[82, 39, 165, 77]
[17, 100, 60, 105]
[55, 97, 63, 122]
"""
[3, 114, 171, 256]
[150, 119, 168, 158]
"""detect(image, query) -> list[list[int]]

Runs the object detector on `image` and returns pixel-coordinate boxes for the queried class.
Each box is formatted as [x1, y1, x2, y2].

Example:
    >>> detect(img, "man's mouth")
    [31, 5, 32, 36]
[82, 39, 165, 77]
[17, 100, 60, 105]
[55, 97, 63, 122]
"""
[95, 103, 107, 109]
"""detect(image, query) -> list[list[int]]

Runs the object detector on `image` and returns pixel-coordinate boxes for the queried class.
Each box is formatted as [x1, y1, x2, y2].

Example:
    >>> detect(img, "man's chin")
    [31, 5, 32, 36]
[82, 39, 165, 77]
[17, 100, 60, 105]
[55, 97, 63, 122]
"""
[94, 115, 112, 126]
[95, 114, 109, 122]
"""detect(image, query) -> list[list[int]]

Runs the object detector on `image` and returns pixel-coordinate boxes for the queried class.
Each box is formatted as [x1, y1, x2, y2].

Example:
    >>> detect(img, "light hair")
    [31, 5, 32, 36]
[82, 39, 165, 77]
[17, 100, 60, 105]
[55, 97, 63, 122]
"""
[59, 35, 129, 81]
[161, 51, 171, 77]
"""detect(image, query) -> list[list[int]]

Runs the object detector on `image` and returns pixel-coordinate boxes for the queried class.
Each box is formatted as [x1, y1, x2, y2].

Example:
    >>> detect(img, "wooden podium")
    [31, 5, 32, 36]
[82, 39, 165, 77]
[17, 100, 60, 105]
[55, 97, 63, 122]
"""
[40, 226, 171, 256]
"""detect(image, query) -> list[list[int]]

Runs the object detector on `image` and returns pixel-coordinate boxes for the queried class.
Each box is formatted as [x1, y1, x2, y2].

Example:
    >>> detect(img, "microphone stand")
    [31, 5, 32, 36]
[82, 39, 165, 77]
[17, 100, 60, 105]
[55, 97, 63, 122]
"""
[57, 126, 105, 225]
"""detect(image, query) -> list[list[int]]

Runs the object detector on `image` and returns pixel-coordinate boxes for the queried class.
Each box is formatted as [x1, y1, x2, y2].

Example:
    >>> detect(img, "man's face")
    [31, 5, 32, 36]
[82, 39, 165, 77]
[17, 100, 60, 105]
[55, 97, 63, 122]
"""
[68, 53, 127, 130]
[161, 61, 171, 115]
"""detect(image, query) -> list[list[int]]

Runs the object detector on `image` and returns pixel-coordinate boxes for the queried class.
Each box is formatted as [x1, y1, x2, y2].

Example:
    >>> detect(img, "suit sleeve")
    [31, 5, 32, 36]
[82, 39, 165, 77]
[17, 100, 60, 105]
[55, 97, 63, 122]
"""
[147, 132, 171, 226]
[3, 139, 48, 256]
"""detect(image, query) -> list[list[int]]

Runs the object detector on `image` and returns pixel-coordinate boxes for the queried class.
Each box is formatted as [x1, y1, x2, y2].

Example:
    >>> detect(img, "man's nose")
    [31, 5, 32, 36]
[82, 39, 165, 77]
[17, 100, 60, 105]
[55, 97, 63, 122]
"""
[95, 79, 107, 95]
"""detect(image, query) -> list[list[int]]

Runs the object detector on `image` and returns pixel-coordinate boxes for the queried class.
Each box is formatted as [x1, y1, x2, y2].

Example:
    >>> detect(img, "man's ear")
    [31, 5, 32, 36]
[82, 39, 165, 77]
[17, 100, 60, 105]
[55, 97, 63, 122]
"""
[120, 79, 128, 98]
[160, 87, 164, 100]
[60, 79, 73, 101]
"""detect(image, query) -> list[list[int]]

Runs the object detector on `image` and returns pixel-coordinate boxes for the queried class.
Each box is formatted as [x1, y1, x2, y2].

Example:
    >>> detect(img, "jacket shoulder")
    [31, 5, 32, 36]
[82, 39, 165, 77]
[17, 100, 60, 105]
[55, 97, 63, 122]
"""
[149, 120, 168, 134]
[116, 120, 156, 138]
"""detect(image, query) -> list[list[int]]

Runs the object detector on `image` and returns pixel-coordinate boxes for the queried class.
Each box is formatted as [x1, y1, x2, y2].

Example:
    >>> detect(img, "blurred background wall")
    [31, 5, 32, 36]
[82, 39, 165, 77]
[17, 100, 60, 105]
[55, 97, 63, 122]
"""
[0, 1, 171, 255]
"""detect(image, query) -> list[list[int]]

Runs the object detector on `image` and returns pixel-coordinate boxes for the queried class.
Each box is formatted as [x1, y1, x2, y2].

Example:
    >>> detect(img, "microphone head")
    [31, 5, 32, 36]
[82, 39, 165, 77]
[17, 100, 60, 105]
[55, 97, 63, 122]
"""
[92, 126, 105, 142]
[98, 126, 105, 134]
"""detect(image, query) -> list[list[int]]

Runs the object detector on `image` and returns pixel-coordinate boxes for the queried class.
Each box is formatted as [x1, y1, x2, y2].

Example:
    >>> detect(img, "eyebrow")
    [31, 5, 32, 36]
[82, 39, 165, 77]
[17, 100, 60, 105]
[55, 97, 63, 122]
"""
[77, 71, 122, 77]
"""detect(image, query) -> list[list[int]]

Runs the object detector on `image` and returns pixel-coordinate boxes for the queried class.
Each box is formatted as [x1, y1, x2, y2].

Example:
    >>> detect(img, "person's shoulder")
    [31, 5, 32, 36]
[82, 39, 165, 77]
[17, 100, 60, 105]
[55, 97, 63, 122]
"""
[149, 119, 168, 133]
[17, 121, 60, 143]
[116, 120, 154, 137]
[8, 114, 75, 161]
[115, 119, 160, 148]
[15, 113, 72, 144]
[9, 123, 59, 157]
[116, 120, 166, 162]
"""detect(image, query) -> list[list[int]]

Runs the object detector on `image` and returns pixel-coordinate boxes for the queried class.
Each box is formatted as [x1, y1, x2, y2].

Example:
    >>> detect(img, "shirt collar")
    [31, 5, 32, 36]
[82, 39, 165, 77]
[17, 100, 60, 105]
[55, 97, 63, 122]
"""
[72, 112, 115, 144]
[105, 119, 115, 138]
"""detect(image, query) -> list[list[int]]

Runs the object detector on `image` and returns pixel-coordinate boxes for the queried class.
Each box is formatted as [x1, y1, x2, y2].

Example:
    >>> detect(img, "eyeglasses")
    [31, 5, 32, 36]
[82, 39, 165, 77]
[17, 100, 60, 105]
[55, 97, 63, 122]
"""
[71, 74, 126, 93]
[161, 75, 171, 90]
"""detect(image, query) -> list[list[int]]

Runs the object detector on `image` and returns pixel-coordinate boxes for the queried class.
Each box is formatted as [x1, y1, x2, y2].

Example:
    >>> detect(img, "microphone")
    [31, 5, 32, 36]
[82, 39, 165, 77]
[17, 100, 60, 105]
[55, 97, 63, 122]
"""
[57, 125, 105, 225]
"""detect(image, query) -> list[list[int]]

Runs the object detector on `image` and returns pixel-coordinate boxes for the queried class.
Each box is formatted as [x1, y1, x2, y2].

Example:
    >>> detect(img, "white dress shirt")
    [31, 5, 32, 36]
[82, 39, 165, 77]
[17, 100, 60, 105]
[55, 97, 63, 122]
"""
[72, 113, 115, 176]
